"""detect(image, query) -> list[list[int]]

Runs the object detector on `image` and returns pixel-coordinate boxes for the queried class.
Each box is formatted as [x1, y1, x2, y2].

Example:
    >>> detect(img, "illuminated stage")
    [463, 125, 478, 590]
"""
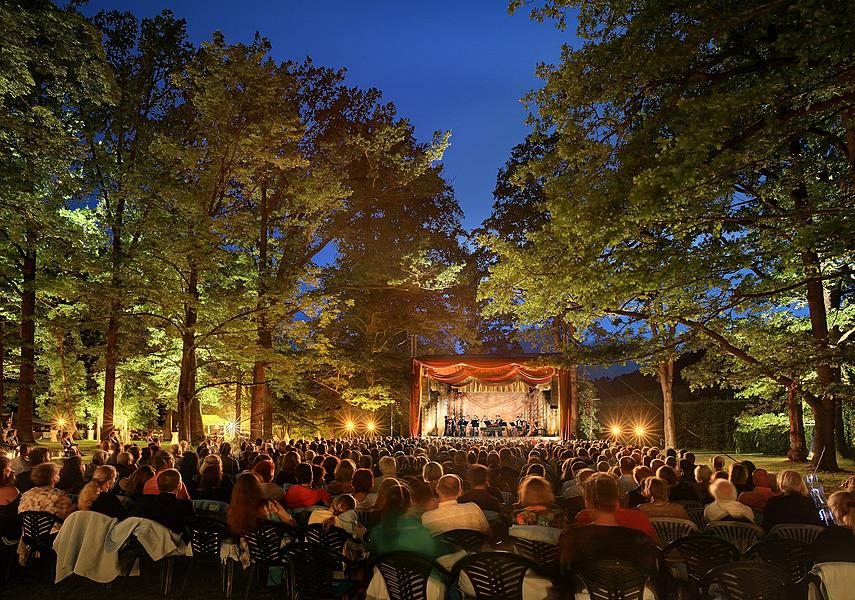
[410, 354, 577, 440]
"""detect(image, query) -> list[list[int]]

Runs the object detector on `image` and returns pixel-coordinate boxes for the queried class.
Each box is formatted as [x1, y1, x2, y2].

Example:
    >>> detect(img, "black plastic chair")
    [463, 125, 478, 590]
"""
[664, 534, 739, 594]
[181, 517, 232, 597]
[356, 509, 379, 530]
[449, 551, 542, 600]
[304, 523, 354, 555]
[19, 511, 60, 568]
[699, 562, 787, 600]
[511, 537, 561, 577]
[435, 529, 490, 554]
[375, 551, 444, 600]
[242, 521, 297, 599]
[574, 559, 652, 600]
[281, 542, 354, 599]
[745, 537, 811, 588]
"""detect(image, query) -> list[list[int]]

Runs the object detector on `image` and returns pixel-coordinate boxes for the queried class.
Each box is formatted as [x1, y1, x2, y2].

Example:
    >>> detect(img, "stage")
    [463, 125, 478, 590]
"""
[410, 354, 576, 440]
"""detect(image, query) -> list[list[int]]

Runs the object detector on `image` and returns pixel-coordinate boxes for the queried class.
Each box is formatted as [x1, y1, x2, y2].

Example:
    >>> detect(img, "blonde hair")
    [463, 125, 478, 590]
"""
[422, 461, 443, 482]
[583, 473, 619, 512]
[694, 465, 713, 484]
[828, 491, 855, 534]
[643, 477, 670, 502]
[778, 470, 807, 496]
[709, 478, 737, 502]
[518, 475, 555, 507]
[78, 465, 117, 511]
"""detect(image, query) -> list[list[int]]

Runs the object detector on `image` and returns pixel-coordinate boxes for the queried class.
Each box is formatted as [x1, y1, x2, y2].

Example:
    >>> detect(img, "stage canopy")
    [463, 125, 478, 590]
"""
[410, 354, 575, 440]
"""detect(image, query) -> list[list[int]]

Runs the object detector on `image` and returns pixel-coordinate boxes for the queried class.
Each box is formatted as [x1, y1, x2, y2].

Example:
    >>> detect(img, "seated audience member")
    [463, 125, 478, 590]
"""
[422, 461, 444, 496]
[711, 455, 726, 473]
[636, 477, 691, 520]
[177, 451, 199, 488]
[274, 451, 300, 485]
[693, 465, 714, 504]
[561, 473, 657, 570]
[728, 462, 753, 494]
[844, 475, 855, 494]
[195, 463, 234, 503]
[143, 450, 191, 500]
[309, 493, 365, 538]
[133, 469, 195, 534]
[617, 457, 638, 495]
[78, 465, 127, 520]
[115, 452, 136, 479]
[810, 491, 855, 564]
[624, 466, 654, 508]
[226, 472, 294, 535]
[703, 479, 754, 523]
[404, 476, 438, 515]
[0, 456, 22, 540]
[58, 455, 86, 494]
[368, 481, 440, 557]
[459, 464, 502, 513]
[219, 443, 240, 480]
[514, 475, 565, 529]
[327, 459, 356, 495]
[352, 468, 377, 509]
[84, 450, 108, 481]
[372, 456, 398, 492]
[762, 469, 821, 531]
[119, 465, 155, 499]
[575, 487, 657, 544]
[421, 474, 490, 535]
[284, 462, 331, 508]
[738, 469, 777, 514]
[18, 463, 73, 523]
[657, 465, 699, 502]
[14, 447, 51, 493]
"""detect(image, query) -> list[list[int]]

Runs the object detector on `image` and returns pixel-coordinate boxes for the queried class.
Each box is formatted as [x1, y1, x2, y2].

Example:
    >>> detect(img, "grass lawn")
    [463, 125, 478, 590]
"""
[692, 451, 855, 489]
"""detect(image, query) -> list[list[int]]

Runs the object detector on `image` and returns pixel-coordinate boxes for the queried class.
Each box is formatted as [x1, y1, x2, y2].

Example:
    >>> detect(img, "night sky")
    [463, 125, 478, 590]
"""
[81, 0, 574, 230]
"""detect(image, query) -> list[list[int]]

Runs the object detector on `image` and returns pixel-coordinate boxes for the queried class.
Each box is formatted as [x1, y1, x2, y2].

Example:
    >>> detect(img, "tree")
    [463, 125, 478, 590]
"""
[493, 0, 855, 469]
[0, 0, 112, 443]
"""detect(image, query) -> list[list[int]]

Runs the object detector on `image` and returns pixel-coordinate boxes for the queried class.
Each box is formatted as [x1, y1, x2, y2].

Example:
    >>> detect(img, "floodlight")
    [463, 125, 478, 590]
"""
[345, 421, 355, 431]
[610, 425, 621, 436]
[634, 425, 646, 436]
[366, 421, 376, 432]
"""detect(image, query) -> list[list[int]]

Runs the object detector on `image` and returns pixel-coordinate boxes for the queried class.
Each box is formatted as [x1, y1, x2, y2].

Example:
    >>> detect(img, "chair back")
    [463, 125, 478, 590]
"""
[435, 529, 489, 553]
[649, 517, 699, 548]
[808, 562, 855, 600]
[511, 537, 561, 577]
[664, 535, 740, 581]
[768, 523, 825, 545]
[192, 499, 229, 514]
[745, 538, 811, 585]
[304, 523, 353, 555]
[244, 522, 293, 566]
[685, 506, 706, 529]
[376, 552, 437, 600]
[705, 520, 764, 553]
[282, 542, 350, 600]
[186, 517, 226, 558]
[700, 562, 787, 600]
[356, 508, 379, 529]
[450, 551, 539, 600]
[575, 560, 650, 600]
[20, 511, 58, 549]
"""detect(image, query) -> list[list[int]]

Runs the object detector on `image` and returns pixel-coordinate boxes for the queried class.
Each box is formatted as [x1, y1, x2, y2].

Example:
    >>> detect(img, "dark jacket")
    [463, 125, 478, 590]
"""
[762, 492, 821, 531]
[132, 492, 194, 535]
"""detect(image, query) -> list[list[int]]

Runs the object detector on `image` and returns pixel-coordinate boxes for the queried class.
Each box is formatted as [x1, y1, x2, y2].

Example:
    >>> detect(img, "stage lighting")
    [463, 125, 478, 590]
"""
[56, 417, 66, 428]
[345, 421, 355, 431]
[366, 421, 376, 432]
[610, 425, 621, 436]
[634, 425, 646, 436]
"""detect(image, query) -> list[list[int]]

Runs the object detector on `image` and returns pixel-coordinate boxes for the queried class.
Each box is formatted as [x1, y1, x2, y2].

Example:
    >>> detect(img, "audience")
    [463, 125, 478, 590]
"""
[811, 491, 855, 563]
[133, 469, 195, 535]
[227, 472, 295, 535]
[514, 475, 565, 529]
[18, 463, 73, 524]
[636, 476, 690, 520]
[737, 468, 777, 514]
[284, 463, 331, 508]
[78, 465, 127, 520]
[14, 447, 51, 493]
[459, 464, 502, 513]
[421, 474, 490, 534]
[143, 451, 191, 499]
[0, 456, 21, 540]
[57, 455, 86, 494]
[368, 481, 439, 557]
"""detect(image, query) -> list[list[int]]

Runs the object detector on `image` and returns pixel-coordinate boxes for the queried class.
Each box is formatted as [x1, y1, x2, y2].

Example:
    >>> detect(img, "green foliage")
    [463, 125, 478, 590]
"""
[674, 399, 750, 452]
[734, 412, 815, 456]
[577, 374, 600, 440]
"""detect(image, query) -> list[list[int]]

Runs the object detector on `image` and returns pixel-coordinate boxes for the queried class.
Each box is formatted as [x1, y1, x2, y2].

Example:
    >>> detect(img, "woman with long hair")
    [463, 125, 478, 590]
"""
[514, 475, 565, 529]
[58, 455, 86, 494]
[119, 464, 155, 499]
[0, 456, 21, 540]
[195, 463, 233, 503]
[78, 465, 127, 519]
[367, 481, 438, 557]
[226, 473, 294, 536]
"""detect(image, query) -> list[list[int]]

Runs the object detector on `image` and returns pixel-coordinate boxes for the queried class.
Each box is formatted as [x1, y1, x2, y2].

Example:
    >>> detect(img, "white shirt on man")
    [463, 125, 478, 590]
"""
[421, 499, 490, 534]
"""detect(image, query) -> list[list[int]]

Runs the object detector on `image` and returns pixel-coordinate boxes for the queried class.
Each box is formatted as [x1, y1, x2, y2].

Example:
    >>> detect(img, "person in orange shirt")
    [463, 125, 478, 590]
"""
[284, 463, 331, 508]
[142, 450, 191, 500]
[738, 469, 778, 513]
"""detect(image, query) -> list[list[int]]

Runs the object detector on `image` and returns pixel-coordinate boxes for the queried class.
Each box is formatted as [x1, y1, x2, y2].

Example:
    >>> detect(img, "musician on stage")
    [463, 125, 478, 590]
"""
[443, 415, 452, 437]
[458, 415, 468, 438]
[470, 415, 480, 437]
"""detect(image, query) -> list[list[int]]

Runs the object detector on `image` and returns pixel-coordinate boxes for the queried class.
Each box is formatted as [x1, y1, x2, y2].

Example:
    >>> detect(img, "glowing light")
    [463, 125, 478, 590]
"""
[634, 425, 646, 437]
[366, 421, 376, 432]
[610, 425, 622, 436]
[56, 418, 66, 428]
[345, 421, 355, 431]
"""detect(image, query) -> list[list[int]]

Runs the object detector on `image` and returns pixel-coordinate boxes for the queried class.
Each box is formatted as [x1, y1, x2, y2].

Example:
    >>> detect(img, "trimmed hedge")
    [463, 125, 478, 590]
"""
[674, 399, 748, 451]
[734, 412, 814, 455]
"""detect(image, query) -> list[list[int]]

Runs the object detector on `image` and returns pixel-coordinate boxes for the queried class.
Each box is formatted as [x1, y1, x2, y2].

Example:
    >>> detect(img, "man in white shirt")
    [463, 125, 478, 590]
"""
[421, 474, 490, 535]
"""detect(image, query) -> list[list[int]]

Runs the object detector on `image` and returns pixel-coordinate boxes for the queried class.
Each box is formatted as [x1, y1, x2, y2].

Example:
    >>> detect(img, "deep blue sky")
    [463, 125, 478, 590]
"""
[81, 0, 573, 230]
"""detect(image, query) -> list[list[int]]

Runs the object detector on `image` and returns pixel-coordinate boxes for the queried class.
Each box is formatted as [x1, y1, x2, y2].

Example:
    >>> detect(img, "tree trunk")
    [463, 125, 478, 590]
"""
[251, 179, 271, 441]
[234, 377, 242, 441]
[176, 266, 199, 444]
[101, 310, 120, 440]
[17, 233, 37, 444]
[812, 397, 838, 470]
[659, 359, 676, 449]
[190, 392, 204, 444]
[162, 409, 173, 442]
[786, 383, 809, 461]
[0, 319, 5, 417]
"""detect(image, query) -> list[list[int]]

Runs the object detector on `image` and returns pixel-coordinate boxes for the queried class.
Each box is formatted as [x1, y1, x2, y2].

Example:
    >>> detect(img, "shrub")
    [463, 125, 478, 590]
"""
[734, 412, 814, 455]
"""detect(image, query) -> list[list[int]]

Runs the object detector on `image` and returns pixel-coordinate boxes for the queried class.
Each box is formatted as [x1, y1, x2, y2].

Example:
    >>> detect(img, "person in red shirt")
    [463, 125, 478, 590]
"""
[284, 462, 331, 508]
[738, 469, 777, 513]
[574, 496, 658, 545]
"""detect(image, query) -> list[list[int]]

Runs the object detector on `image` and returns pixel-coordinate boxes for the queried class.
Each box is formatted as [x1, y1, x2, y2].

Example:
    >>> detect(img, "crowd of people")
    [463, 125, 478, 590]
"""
[1, 434, 854, 596]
